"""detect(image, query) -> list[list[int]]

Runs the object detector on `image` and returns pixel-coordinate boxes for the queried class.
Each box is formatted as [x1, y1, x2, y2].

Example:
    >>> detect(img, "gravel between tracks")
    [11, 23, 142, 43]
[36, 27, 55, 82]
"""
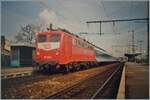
[2, 63, 117, 99]
[49, 66, 118, 99]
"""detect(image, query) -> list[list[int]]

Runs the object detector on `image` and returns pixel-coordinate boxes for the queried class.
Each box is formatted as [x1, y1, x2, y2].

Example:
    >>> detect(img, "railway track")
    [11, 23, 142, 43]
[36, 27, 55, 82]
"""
[91, 63, 123, 99]
[47, 63, 123, 99]
[2, 63, 121, 99]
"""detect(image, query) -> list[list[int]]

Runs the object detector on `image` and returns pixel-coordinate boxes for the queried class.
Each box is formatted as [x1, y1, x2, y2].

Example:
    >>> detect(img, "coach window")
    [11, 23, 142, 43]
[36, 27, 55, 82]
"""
[73, 39, 76, 45]
[76, 40, 78, 46]
[88, 45, 90, 49]
[78, 41, 80, 47]
[51, 34, 60, 42]
[85, 44, 88, 49]
[75, 39, 77, 46]
[82, 41, 84, 47]
[83, 42, 86, 48]
[80, 41, 82, 47]
[77, 40, 80, 47]
[38, 34, 46, 42]
[90, 46, 93, 50]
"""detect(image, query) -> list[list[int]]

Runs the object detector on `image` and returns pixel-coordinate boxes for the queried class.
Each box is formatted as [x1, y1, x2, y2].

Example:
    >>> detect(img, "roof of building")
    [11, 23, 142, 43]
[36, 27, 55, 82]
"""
[11, 43, 35, 48]
[124, 53, 140, 57]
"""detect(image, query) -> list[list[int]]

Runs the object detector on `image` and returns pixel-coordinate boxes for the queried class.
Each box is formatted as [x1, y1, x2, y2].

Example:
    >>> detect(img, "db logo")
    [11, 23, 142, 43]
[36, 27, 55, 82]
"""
[44, 44, 50, 49]
[44, 56, 52, 59]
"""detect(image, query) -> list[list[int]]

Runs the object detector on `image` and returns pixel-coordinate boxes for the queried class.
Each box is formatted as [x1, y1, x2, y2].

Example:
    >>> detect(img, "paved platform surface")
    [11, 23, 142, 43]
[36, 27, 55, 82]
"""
[125, 62, 149, 99]
[1, 67, 33, 79]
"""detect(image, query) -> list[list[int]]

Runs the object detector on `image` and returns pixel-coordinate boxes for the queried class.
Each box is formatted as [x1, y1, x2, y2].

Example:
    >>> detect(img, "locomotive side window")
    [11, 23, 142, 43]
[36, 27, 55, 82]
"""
[51, 34, 60, 42]
[73, 38, 77, 45]
[73, 37, 93, 50]
[38, 34, 46, 42]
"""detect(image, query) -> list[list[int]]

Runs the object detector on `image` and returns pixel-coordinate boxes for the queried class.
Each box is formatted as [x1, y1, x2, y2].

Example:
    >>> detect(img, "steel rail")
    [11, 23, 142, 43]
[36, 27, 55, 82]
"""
[46, 63, 120, 99]
[91, 64, 121, 99]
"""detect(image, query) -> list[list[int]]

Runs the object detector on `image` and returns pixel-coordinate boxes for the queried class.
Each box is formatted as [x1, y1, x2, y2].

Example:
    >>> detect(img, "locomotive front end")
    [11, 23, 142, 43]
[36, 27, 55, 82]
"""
[34, 32, 61, 72]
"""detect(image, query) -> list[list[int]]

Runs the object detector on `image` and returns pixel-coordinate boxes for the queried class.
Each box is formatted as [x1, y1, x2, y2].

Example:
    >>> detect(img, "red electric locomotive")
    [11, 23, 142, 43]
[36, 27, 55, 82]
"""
[34, 29, 97, 73]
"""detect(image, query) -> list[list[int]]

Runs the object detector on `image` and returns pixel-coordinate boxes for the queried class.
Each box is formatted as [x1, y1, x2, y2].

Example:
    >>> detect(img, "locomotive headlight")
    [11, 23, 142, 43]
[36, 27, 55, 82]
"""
[44, 56, 52, 59]
[37, 51, 40, 55]
[56, 52, 59, 55]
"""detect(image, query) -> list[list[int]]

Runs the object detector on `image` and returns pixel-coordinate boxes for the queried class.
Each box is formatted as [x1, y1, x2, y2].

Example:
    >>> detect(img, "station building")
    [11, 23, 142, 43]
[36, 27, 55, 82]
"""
[11, 43, 36, 67]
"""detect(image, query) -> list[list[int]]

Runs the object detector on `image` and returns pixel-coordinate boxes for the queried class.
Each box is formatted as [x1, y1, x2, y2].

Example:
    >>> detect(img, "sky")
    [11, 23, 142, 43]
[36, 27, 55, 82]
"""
[1, 0, 148, 57]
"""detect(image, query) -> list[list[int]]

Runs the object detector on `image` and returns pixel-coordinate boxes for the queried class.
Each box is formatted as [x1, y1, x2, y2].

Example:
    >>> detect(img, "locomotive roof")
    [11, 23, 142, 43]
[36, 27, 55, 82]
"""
[55, 29, 106, 52]
[38, 29, 106, 52]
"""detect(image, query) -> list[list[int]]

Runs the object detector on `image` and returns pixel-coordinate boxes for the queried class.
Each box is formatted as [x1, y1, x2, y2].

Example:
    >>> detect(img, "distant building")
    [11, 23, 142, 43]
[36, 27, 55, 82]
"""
[124, 53, 140, 62]
[11, 43, 36, 67]
[1, 36, 11, 67]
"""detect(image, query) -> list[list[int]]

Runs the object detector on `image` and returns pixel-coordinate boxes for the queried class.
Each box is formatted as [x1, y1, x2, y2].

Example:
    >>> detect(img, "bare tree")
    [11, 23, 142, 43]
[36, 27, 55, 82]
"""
[14, 24, 44, 44]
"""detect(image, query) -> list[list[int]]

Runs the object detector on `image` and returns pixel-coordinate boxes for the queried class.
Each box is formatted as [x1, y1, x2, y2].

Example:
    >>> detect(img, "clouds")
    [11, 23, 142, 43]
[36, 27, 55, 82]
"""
[2, 1, 148, 57]
[37, 0, 114, 34]
[38, 9, 58, 26]
[38, 8, 88, 33]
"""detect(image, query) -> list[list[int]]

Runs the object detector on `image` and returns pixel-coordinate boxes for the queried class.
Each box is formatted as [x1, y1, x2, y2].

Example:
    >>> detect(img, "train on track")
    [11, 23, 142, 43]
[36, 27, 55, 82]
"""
[34, 29, 118, 73]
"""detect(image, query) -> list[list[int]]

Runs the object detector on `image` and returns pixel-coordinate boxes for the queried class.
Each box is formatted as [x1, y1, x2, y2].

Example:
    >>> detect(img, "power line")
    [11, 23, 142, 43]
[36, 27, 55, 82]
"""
[79, 32, 120, 35]
[86, 18, 148, 36]
[86, 18, 148, 23]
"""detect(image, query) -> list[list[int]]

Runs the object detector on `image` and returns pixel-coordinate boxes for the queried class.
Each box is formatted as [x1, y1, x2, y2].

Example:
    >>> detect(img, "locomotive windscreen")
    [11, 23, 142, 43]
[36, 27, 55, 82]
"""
[51, 34, 60, 42]
[37, 34, 61, 50]
[38, 34, 46, 42]
[50, 34, 60, 49]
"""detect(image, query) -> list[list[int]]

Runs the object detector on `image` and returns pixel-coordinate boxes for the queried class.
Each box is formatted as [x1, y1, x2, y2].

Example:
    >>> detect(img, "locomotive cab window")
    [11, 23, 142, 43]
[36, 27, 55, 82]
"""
[51, 34, 61, 42]
[38, 34, 47, 42]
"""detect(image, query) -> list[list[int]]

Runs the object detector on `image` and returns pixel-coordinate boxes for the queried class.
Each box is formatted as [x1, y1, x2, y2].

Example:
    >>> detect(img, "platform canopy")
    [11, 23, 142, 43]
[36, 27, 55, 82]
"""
[124, 53, 141, 62]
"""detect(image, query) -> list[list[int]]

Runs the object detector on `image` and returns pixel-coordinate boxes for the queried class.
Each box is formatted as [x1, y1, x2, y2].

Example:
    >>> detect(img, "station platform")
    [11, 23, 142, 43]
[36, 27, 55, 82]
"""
[1, 67, 33, 79]
[125, 62, 149, 99]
